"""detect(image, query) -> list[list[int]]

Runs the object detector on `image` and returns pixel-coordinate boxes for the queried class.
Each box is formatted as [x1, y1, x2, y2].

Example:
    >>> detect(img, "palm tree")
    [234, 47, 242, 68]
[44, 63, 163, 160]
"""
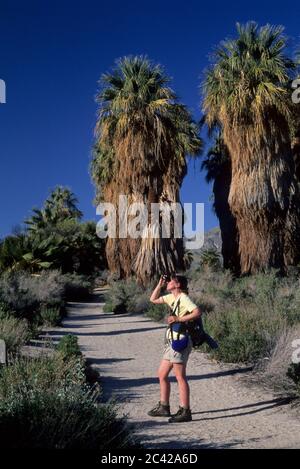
[201, 132, 240, 273]
[45, 186, 83, 221]
[26, 186, 82, 231]
[0, 234, 52, 273]
[92, 56, 202, 285]
[199, 247, 222, 271]
[203, 22, 300, 274]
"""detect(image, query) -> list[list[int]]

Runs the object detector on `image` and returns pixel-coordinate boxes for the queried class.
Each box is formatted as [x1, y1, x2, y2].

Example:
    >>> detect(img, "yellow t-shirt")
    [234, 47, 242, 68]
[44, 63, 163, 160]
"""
[163, 292, 197, 318]
[163, 292, 198, 341]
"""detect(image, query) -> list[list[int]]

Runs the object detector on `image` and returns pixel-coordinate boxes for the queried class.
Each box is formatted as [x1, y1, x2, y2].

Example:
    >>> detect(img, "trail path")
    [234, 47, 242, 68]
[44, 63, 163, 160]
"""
[42, 288, 300, 449]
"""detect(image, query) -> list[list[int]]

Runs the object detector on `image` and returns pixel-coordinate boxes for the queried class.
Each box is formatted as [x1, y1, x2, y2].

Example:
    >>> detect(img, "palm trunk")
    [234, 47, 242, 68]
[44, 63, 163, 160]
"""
[213, 159, 240, 274]
[284, 135, 300, 266]
[104, 175, 186, 285]
[224, 124, 295, 274]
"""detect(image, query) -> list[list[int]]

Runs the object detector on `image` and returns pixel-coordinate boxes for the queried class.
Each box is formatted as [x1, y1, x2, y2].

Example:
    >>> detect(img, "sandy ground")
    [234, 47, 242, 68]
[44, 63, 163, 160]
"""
[40, 289, 300, 449]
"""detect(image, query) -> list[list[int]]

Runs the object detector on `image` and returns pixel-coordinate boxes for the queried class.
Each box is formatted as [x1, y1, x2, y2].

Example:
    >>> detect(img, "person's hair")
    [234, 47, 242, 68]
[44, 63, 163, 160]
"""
[171, 274, 189, 294]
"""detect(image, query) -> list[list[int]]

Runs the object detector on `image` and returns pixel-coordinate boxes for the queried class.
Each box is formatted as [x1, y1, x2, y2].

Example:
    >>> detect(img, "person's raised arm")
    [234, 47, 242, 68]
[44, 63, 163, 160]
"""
[150, 276, 167, 304]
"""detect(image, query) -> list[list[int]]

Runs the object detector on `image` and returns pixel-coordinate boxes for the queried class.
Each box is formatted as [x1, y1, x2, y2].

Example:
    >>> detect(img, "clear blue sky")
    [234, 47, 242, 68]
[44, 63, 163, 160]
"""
[0, 0, 299, 238]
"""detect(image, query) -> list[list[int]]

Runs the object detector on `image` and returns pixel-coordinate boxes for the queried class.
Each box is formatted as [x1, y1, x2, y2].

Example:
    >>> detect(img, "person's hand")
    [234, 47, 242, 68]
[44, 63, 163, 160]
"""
[158, 276, 167, 288]
[167, 316, 179, 325]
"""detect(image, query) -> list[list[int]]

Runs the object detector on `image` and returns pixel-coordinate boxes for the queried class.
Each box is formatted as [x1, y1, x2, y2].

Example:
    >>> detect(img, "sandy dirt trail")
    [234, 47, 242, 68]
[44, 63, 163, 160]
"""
[43, 289, 300, 449]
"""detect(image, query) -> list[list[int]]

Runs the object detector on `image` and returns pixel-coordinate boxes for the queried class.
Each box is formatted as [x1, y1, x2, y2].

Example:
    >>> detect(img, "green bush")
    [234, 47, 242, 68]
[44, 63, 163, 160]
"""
[0, 351, 138, 449]
[0, 315, 30, 354]
[0, 270, 94, 326]
[0, 353, 87, 400]
[144, 303, 168, 322]
[103, 278, 146, 314]
[56, 334, 81, 360]
[39, 301, 66, 327]
[171, 268, 300, 364]
[0, 270, 65, 324]
[203, 306, 284, 363]
[131, 291, 152, 314]
[0, 391, 139, 449]
[60, 273, 93, 301]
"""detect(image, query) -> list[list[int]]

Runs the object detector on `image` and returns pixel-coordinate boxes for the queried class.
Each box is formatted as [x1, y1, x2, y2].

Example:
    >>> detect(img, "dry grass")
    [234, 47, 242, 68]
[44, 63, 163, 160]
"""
[0, 315, 30, 354]
[252, 325, 300, 396]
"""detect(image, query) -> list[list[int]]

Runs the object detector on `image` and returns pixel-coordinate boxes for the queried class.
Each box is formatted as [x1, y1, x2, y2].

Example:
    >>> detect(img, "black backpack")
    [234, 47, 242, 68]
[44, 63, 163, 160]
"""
[186, 317, 207, 347]
[186, 317, 219, 349]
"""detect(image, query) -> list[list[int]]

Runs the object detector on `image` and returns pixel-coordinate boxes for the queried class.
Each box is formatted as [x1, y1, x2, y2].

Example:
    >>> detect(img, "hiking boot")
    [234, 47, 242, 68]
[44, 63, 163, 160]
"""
[148, 401, 171, 417]
[168, 406, 192, 423]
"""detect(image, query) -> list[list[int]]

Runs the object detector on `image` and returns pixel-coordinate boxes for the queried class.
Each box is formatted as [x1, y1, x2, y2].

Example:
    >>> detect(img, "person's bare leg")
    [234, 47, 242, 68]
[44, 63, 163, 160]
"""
[158, 359, 173, 404]
[173, 363, 190, 408]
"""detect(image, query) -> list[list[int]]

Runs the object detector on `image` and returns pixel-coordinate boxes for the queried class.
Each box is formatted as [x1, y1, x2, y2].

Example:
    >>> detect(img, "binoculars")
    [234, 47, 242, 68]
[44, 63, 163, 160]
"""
[161, 273, 177, 282]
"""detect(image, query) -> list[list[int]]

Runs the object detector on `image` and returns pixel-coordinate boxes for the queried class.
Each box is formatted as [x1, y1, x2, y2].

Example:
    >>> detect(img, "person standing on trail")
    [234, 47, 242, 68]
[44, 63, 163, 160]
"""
[147, 273, 201, 423]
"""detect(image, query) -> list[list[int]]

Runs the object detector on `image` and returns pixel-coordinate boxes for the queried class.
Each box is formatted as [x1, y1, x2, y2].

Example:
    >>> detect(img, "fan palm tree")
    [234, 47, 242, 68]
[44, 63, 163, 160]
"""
[92, 56, 202, 285]
[26, 186, 82, 232]
[0, 234, 52, 273]
[201, 132, 240, 273]
[203, 22, 300, 274]
[199, 247, 222, 271]
[45, 186, 83, 221]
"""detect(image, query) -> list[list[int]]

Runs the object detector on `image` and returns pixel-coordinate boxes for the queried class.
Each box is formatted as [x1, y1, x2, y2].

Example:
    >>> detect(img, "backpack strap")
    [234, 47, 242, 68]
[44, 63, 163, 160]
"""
[168, 298, 187, 342]
[169, 298, 180, 342]
[170, 297, 181, 316]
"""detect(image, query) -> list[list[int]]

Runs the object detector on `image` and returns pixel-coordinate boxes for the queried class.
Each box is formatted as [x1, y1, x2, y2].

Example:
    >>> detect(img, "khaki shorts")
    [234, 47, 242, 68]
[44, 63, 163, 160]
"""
[162, 336, 193, 364]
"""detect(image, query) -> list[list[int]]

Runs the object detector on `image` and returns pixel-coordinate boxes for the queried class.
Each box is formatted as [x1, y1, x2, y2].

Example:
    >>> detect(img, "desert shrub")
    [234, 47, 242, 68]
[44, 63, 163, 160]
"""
[188, 267, 233, 295]
[0, 270, 65, 324]
[188, 296, 215, 314]
[0, 391, 139, 449]
[0, 353, 87, 400]
[40, 305, 62, 326]
[0, 271, 40, 322]
[144, 303, 168, 322]
[35, 270, 66, 303]
[0, 315, 30, 354]
[0, 350, 138, 449]
[184, 268, 300, 364]
[60, 273, 93, 301]
[203, 304, 286, 363]
[249, 325, 300, 397]
[131, 291, 152, 314]
[0, 270, 94, 326]
[56, 334, 81, 360]
[1, 337, 101, 397]
[103, 278, 146, 314]
[55, 335, 99, 387]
